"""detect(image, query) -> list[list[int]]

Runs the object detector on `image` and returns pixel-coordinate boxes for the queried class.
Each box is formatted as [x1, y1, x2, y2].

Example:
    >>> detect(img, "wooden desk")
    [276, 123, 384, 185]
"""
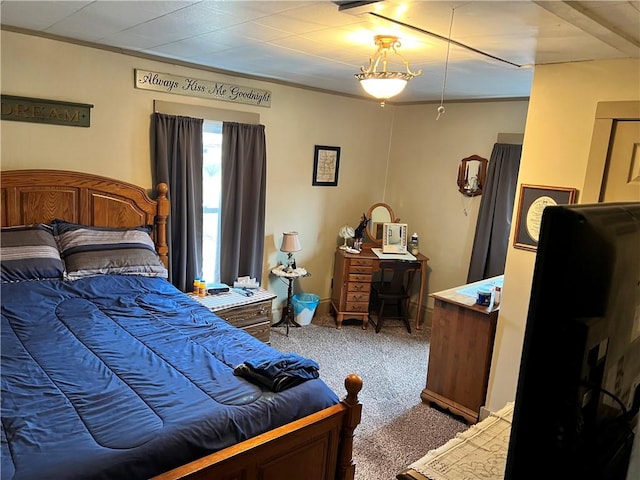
[421, 276, 502, 424]
[330, 247, 429, 330]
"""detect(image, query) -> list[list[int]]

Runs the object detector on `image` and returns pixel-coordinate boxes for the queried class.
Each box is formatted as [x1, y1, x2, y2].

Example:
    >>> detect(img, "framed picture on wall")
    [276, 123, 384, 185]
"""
[514, 184, 577, 251]
[312, 145, 341, 186]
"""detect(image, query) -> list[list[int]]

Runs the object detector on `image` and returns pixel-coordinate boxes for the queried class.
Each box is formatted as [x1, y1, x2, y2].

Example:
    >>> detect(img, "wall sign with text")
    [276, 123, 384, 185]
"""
[135, 69, 271, 107]
[1, 95, 93, 127]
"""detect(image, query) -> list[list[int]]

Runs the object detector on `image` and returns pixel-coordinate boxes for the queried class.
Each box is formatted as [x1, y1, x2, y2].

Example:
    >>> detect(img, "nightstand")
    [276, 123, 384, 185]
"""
[189, 288, 276, 343]
[270, 265, 310, 336]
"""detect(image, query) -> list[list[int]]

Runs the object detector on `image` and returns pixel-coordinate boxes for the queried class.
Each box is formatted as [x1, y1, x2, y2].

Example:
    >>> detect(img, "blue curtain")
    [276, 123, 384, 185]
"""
[154, 113, 204, 291]
[220, 122, 267, 285]
[467, 143, 522, 282]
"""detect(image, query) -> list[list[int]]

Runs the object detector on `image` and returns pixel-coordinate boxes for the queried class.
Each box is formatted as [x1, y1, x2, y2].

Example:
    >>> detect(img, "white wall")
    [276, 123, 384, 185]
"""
[1, 30, 529, 326]
[388, 101, 529, 303]
[486, 58, 640, 412]
[0, 30, 393, 313]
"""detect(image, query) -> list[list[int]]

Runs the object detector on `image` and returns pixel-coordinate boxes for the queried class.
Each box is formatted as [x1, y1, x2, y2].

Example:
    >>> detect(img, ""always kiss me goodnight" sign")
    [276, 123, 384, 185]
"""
[135, 69, 271, 107]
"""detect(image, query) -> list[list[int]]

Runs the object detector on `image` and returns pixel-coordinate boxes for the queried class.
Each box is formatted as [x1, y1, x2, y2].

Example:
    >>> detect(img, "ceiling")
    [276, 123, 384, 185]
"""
[2, 1, 639, 104]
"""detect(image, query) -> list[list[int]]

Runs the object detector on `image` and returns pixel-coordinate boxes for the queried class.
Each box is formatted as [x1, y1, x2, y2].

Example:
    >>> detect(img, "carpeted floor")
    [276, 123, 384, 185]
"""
[270, 314, 468, 480]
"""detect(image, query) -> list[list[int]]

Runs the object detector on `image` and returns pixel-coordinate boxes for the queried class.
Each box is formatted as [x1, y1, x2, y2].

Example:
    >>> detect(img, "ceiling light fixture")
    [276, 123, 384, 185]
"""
[355, 34, 422, 107]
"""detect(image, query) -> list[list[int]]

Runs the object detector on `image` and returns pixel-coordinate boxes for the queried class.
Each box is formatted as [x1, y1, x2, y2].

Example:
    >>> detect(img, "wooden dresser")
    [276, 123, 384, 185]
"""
[189, 289, 276, 343]
[331, 249, 374, 328]
[421, 276, 503, 424]
[215, 299, 274, 343]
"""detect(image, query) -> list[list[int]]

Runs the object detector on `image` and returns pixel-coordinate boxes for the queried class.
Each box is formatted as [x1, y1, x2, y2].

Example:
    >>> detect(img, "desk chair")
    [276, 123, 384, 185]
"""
[369, 260, 420, 333]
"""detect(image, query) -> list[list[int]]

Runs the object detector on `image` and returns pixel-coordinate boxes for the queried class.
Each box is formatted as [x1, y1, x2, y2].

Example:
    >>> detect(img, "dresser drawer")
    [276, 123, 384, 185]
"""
[215, 299, 273, 343]
[346, 291, 370, 303]
[345, 301, 369, 313]
[350, 258, 373, 267]
[349, 265, 372, 274]
[243, 321, 271, 343]
[348, 273, 372, 282]
[347, 281, 371, 293]
[219, 302, 271, 328]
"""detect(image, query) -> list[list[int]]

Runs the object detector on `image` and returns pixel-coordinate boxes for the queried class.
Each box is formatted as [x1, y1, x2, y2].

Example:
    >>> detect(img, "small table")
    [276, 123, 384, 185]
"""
[189, 287, 276, 343]
[270, 265, 310, 336]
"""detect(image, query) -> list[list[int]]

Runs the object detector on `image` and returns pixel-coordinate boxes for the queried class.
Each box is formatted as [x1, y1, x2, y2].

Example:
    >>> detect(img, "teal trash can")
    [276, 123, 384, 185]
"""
[292, 293, 320, 326]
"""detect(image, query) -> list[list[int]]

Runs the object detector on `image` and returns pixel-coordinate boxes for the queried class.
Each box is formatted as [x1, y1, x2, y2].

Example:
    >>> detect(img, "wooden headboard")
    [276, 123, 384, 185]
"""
[1, 169, 169, 268]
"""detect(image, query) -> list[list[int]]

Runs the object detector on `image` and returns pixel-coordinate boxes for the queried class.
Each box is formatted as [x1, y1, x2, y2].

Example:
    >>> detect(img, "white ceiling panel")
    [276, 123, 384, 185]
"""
[1, 0, 638, 103]
[0, 1, 92, 31]
[45, 1, 198, 41]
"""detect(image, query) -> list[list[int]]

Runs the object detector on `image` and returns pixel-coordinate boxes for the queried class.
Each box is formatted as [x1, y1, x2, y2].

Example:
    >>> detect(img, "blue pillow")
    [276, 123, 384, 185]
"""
[53, 220, 168, 280]
[1, 224, 65, 282]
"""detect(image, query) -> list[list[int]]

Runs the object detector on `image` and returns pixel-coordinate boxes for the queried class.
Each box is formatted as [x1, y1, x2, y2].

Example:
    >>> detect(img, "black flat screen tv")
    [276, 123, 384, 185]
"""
[505, 202, 640, 480]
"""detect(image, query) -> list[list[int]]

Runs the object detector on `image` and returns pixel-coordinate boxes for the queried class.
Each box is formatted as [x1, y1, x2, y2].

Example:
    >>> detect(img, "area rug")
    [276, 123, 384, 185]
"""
[407, 402, 513, 480]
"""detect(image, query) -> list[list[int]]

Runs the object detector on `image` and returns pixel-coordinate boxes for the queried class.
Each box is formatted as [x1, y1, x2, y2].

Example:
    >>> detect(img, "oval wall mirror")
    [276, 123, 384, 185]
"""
[365, 203, 398, 245]
[457, 154, 488, 197]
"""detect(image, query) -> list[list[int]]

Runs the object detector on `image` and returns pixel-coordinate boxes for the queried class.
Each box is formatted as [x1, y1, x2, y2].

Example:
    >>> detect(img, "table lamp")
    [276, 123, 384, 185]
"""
[280, 231, 302, 271]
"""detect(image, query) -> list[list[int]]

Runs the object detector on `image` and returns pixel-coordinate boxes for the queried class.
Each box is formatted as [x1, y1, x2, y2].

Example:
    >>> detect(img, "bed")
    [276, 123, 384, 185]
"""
[1, 169, 363, 480]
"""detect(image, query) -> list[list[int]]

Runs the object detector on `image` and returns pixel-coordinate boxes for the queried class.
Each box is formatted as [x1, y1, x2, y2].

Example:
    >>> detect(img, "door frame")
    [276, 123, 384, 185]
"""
[583, 100, 640, 203]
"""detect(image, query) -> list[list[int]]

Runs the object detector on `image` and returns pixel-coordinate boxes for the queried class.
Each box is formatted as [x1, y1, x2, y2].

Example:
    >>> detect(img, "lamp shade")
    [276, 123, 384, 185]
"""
[358, 75, 408, 99]
[280, 232, 302, 253]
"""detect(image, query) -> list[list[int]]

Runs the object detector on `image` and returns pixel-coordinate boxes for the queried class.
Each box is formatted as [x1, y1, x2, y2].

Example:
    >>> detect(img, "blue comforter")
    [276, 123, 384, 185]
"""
[1, 276, 338, 480]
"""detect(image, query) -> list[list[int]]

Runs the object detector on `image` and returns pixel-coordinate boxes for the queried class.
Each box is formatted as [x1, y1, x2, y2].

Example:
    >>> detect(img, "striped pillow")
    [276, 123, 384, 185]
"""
[53, 220, 168, 280]
[1, 224, 65, 282]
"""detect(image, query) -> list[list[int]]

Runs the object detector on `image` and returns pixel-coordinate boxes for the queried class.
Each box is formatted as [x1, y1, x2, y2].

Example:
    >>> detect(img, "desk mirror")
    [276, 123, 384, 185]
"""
[365, 203, 398, 245]
[382, 223, 408, 253]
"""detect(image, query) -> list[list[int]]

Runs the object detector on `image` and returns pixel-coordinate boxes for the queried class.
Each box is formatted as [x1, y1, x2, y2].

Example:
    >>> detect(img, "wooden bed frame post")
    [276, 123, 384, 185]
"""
[155, 182, 169, 269]
[337, 373, 363, 480]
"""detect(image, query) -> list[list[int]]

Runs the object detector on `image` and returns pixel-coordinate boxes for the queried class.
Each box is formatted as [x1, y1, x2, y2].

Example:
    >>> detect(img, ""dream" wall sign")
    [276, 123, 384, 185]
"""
[1, 95, 93, 127]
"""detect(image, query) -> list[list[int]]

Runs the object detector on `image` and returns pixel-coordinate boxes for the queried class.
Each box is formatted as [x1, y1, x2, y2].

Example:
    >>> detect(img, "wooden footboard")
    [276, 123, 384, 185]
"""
[152, 373, 363, 480]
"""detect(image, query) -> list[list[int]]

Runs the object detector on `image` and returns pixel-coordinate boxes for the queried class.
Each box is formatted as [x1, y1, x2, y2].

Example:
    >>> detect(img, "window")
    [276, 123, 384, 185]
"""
[153, 101, 259, 285]
[202, 120, 222, 283]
